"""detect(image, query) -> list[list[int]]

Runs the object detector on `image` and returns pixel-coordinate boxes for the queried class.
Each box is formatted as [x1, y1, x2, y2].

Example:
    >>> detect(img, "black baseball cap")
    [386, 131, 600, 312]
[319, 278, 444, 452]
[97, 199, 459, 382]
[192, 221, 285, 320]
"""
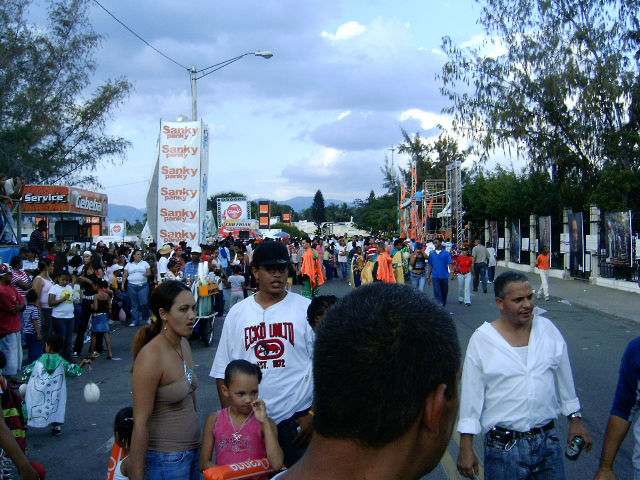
[252, 241, 291, 267]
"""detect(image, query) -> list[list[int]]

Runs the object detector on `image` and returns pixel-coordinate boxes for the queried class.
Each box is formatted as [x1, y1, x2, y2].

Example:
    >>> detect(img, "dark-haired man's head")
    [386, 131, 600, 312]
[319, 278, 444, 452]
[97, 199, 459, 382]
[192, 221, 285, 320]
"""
[312, 283, 460, 478]
[306, 295, 338, 331]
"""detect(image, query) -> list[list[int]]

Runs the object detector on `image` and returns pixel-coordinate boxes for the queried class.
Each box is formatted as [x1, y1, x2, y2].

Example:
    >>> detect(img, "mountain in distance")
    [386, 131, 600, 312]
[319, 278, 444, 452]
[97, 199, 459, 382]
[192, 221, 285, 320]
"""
[258, 196, 350, 212]
[108, 204, 146, 224]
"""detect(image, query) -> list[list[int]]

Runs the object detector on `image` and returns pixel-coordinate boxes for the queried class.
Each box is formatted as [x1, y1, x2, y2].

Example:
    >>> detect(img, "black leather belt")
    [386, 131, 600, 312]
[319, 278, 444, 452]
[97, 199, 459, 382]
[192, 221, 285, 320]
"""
[490, 421, 554, 440]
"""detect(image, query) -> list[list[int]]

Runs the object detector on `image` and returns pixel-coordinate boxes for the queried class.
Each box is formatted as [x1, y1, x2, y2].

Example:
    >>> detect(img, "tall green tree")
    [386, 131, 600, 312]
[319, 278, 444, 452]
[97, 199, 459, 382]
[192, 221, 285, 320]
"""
[311, 190, 326, 233]
[0, 0, 132, 184]
[440, 0, 640, 188]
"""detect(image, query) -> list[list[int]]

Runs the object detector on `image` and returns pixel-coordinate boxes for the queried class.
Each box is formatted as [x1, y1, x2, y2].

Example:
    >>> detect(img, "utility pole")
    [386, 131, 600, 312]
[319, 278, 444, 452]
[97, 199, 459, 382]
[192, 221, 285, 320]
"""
[191, 66, 197, 121]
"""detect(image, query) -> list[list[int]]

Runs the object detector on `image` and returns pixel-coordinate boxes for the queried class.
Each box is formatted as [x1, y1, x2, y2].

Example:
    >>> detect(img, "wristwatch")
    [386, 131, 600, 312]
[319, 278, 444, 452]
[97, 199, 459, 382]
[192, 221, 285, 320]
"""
[567, 410, 582, 420]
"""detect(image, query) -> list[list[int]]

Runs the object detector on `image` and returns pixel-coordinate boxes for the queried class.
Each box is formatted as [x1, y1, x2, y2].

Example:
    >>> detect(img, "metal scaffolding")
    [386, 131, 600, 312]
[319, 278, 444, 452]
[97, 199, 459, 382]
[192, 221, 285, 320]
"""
[446, 161, 463, 247]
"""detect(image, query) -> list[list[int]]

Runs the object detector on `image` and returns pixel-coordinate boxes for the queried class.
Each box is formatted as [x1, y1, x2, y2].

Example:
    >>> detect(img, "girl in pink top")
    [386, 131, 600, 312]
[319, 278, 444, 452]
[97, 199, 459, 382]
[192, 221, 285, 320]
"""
[200, 360, 284, 475]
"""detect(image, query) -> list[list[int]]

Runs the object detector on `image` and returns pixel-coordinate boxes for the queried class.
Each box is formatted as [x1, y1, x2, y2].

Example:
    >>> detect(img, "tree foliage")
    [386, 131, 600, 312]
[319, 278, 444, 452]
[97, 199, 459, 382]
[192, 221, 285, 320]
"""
[397, 129, 470, 186]
[440, 0, 640, 184]
[352, 193, 397, 234]
[0, 0, 132, 185]
[311, 190, 326, 233]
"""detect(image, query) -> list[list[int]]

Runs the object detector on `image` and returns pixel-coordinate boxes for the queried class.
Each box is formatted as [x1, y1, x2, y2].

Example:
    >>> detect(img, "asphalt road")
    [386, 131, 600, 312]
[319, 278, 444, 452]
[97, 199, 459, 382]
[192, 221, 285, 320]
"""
[21, 277, 640, 479]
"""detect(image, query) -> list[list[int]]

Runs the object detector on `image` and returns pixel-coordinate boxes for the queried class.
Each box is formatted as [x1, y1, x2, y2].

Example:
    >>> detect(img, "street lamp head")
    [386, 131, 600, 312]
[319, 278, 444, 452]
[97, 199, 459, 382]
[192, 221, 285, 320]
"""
[254, 51, 274, 59]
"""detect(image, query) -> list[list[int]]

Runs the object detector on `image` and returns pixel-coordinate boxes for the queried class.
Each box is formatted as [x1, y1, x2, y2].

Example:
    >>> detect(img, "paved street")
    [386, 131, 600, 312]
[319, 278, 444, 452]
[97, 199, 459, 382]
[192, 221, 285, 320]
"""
[23, 273, 640, 479]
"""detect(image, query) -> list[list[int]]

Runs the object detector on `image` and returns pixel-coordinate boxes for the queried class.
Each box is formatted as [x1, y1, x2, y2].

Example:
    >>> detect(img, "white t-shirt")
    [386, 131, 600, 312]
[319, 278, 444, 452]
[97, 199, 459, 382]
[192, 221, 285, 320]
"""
[228, 274, 245, 294]
[210, 292, 314, 424]
[337, 245, 347, 263]
[157, 256, 169, 282]
[49, 284, 74, 318]
[125, 261, 150, 286]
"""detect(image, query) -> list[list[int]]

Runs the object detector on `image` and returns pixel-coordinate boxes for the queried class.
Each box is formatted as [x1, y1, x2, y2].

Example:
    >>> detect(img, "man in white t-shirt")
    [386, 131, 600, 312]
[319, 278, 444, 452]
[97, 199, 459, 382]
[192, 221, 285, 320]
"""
[156, 244, 171, 282]
[210, 240, 314, 467]
[336, 238, 348, 281]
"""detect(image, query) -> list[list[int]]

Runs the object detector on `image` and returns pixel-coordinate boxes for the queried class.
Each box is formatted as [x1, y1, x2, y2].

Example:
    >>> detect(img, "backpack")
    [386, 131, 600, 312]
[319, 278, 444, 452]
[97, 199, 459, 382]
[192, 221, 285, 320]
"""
[0, 378, 27, 452]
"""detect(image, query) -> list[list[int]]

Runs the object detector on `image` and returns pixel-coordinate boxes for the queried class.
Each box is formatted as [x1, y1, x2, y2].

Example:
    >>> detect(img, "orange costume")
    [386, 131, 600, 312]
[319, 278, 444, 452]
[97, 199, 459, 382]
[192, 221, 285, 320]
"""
[301, 247, 325, 298]
[376, 252, 396, 283]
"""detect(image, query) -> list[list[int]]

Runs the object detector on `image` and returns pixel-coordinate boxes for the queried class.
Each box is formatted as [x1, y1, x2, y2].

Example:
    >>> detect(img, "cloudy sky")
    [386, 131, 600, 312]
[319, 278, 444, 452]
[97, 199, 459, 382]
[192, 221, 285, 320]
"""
[34, 0, 490, 208]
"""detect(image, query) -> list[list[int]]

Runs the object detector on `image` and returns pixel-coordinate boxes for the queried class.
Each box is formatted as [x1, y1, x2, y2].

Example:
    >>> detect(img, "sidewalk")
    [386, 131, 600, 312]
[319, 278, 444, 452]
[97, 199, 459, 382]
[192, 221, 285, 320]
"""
[496, 266, 640, 323]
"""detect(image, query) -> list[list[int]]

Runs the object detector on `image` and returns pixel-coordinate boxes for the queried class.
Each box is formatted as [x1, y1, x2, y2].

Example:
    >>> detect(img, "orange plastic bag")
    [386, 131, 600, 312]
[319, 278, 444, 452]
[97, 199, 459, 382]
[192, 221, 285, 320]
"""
[106, 443, 125, 480]
[203, 458, 282, 480]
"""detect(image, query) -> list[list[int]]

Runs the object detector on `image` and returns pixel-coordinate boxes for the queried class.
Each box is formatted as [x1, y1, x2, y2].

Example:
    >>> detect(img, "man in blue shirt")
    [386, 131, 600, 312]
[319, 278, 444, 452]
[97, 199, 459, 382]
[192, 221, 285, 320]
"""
[595, 337, 640, 479]
[428, 237, 453, 307]
[183, 245, 201, 285]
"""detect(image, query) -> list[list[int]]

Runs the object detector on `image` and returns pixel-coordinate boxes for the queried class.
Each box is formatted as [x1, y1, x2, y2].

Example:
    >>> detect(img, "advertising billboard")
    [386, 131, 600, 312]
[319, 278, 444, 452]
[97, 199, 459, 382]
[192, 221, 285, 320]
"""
[218, 200, 249, 224]
[605, 211, 632, 265]
[156, 121, 205, 247]
[22, 185, 108, 217]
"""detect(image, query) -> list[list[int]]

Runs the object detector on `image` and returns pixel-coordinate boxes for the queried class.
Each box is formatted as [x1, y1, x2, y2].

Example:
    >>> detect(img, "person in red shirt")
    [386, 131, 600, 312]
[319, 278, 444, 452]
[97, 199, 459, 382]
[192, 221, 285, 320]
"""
[454, 246, 474, 306]
[0, 264, 25, 382]
[536, 246, 551, 301]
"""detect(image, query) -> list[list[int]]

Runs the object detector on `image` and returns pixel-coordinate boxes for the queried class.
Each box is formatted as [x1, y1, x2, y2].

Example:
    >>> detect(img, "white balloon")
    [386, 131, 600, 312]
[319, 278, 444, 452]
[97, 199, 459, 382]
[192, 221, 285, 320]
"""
[83, 382, 100, 403]
[18, 383, 27, 397]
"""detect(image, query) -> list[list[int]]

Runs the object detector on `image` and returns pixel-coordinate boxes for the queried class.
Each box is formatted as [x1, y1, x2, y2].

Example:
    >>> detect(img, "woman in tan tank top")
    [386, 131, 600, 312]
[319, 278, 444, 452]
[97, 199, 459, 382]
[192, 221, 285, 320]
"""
[128, 281, 201, 480]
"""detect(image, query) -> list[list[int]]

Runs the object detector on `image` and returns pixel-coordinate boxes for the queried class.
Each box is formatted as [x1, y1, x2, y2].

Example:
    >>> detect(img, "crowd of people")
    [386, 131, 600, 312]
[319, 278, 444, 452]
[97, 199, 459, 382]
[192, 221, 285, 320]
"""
[0, 229, 639, 480]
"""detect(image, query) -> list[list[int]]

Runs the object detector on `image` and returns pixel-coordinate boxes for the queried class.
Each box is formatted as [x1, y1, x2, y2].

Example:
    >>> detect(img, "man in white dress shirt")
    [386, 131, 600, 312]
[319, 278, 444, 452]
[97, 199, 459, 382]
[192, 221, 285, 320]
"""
[457, 271, 592, 479]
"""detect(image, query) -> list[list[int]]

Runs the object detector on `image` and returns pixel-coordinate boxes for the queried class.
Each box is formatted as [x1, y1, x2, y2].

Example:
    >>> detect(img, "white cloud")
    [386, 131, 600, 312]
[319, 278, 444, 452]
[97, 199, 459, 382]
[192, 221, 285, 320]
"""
[321, 21, 367, 40]
[460, 34, 508, 58]
[337, 110, 351, 120]
[400, 109, 452, 130]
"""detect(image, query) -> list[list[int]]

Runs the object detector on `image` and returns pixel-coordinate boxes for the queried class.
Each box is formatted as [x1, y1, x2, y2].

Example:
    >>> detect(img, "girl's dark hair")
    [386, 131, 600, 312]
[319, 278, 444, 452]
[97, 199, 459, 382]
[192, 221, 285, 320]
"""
[224, 359, 262, 387]
[38, 258, 52, 273]
[114, 406, 134, 450]
[132, 281, 191, 359]
[25, 289, 38, 303]
[9, 256, 22, 269]
[68, 254, 83, 269]
[46, 334, 63, 353]
[307, 295, 338, 328]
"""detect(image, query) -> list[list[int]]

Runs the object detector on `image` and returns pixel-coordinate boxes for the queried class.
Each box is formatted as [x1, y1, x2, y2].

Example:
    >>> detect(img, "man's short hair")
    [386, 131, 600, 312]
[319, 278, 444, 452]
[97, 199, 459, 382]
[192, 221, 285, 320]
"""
[313, 283, 460, 448]
[494, 271, 529, 298]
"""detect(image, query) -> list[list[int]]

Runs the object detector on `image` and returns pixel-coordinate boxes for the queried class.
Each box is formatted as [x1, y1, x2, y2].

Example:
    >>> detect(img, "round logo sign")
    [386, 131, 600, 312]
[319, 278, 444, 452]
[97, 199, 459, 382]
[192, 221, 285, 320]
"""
[227, 204, 243, 219]
[112, 225, 122, 234]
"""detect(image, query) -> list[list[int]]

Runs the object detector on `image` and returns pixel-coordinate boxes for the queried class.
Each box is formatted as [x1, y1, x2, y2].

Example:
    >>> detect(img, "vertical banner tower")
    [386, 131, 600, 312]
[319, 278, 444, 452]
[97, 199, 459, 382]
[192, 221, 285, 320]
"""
[258, 201, 270, 229]
[152, 120, 209, 248]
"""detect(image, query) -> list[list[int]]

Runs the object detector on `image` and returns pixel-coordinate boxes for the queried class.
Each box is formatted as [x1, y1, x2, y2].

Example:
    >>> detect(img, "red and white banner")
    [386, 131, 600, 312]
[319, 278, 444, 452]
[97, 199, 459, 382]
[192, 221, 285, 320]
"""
[157, 121, 204, 247]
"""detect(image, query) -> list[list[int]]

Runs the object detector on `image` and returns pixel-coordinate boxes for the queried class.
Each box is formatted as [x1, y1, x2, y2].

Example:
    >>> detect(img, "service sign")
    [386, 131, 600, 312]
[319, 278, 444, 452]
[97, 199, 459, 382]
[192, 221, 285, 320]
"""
[157, 121, 202, 247]
[22, 185, 70, 212]
[223, 219, 258, 230]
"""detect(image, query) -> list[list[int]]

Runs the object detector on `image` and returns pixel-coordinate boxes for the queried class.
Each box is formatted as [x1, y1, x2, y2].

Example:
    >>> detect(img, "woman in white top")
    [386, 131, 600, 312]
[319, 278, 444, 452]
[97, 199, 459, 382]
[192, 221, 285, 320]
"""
[32, 258, 54, 338]
[122, 250, 152, 327]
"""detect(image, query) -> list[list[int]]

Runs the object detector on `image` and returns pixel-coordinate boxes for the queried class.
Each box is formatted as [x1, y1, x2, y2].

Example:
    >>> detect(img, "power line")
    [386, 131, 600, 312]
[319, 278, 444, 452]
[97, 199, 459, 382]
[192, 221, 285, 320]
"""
[104, 179, 149, 188]
[91, 0, 189, 71]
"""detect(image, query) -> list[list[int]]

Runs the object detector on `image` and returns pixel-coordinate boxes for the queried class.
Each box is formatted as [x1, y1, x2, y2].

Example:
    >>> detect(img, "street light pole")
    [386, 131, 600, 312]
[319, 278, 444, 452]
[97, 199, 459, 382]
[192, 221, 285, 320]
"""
[189, 51, 273, 121]
[191, 65, 198, 121]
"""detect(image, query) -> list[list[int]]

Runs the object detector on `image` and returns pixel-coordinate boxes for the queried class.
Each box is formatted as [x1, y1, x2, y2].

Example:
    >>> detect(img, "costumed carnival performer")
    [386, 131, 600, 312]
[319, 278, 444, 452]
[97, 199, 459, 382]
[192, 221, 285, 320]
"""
[361, 243, 396, 284]
[390, 239, 406, 284]
[300, 237, 324, 299]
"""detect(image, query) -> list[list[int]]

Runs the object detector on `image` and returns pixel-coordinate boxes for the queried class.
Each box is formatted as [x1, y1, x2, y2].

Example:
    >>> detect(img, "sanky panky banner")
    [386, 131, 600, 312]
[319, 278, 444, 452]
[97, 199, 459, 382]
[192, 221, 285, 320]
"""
[157, 121, 207, 247]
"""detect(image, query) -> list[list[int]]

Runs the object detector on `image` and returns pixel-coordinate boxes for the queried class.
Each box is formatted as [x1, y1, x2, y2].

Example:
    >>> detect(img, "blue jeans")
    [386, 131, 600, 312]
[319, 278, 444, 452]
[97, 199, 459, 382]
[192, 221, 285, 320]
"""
[128, 283, 150, 325]
[634, 468, 640, 480]
[411, 271, 427, 292]
[457, 272, 472, 304]
[340, 262, 349, 279]
[52, 316, 74, 361]
[24, 332, 43, 364]
[432, 278, 449, 307]
[145, 448, 200, 480]
[0, 332, 22, 376]
[484, 427, 565, 480]
[473, 262, 488, 292]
